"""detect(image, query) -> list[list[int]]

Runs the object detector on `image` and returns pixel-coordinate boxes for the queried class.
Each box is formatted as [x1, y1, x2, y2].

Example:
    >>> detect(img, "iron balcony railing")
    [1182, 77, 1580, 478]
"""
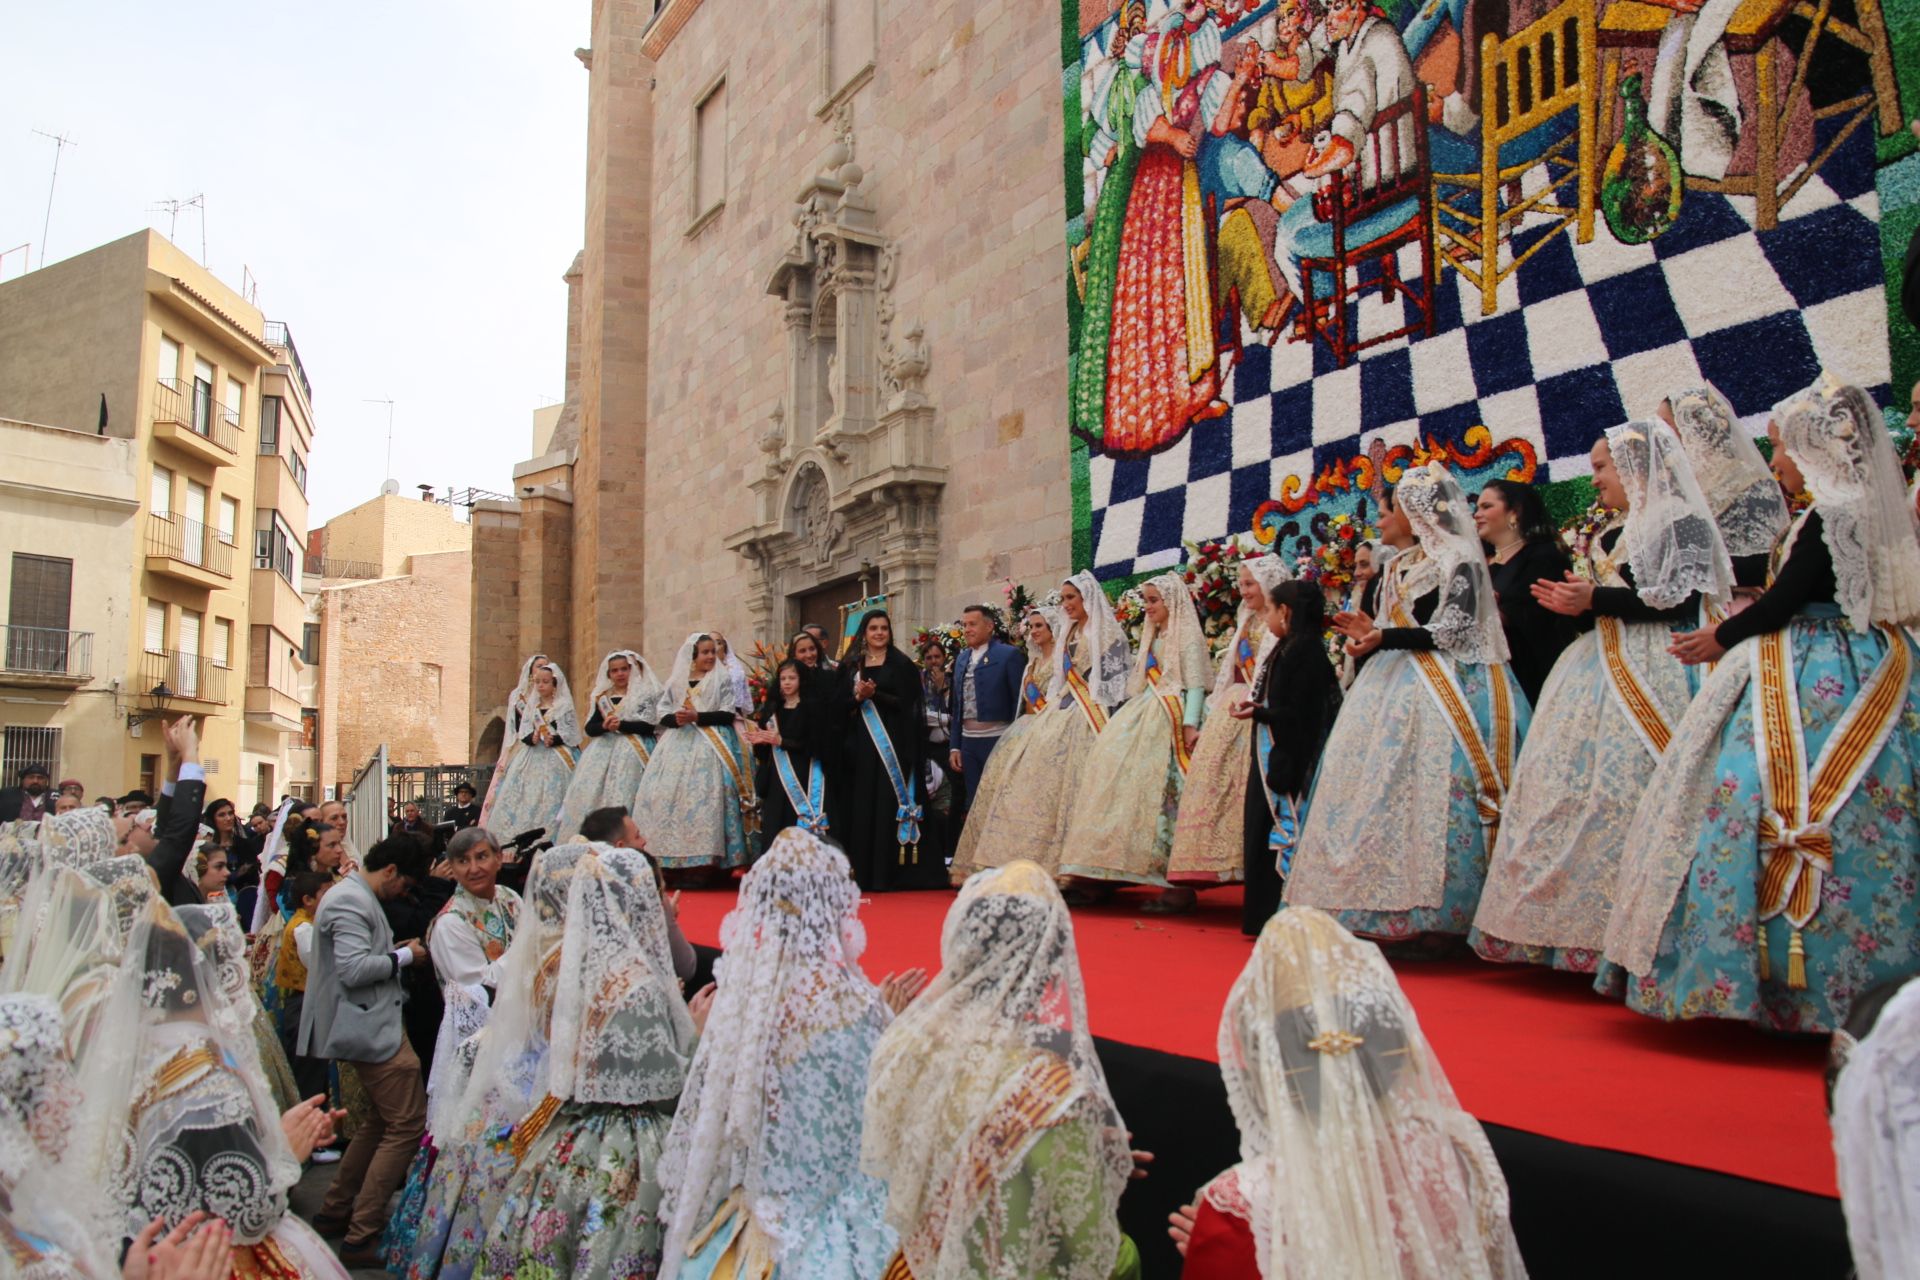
[146, 514, 235, 578]
[138, 647, 229, 705]
[302, 554, 379, 580]
[0, 626, 93, 680]
[261, 321, 314, 405]
[152, 378, 238, 454]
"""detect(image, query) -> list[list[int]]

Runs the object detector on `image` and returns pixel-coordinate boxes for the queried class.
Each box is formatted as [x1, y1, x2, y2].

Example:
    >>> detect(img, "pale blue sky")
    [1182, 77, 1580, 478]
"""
[2, 1, 591, 523]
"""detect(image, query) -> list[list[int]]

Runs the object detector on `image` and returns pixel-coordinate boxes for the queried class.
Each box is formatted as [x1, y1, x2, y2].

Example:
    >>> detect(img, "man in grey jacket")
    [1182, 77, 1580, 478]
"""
[299, 834, 430, 1264]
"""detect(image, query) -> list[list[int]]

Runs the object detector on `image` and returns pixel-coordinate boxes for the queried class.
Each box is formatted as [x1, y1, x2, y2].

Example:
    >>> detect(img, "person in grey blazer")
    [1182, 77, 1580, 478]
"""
[299, 835, 431, 1265]
[946, 605, 1028, 805]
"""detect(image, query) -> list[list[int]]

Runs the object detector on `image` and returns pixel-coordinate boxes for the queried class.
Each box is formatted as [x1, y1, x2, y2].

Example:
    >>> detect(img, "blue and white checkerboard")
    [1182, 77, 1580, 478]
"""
[1086, 122, 1890, 581]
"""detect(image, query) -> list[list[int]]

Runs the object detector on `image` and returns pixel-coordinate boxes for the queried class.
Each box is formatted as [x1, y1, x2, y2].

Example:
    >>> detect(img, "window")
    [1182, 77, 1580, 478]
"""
[218, 496, 239, 545]
[158, 336, 180, 386]
[6, 554, 73, 673]
[225, 377, 243, 424]
[138, 754, 158, 798]
[254, 512, 299, 586]
[826, 0, 876, 103]
[192, 358, 214, 436]
[301, 622, 320, 665]
[694, 78, 727, 223]
[211, 618, 231, 669]
[1, 727, 61, 785]
[183, 481, 208, 566]
[288, 450, 308, 495]
[144, 601, 167, 654]
[177, 609, 201, 698]
[259, 396, 281, 456]
[149, 466, 173, 517]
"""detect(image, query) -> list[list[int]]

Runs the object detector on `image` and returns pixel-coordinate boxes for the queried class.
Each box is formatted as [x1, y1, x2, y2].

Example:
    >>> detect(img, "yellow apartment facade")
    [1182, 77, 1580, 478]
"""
[0, 230, 318, 807]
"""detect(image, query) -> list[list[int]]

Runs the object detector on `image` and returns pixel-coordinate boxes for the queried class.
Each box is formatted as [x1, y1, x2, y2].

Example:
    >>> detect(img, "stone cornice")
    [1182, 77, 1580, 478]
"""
[641, 0, 703, 59]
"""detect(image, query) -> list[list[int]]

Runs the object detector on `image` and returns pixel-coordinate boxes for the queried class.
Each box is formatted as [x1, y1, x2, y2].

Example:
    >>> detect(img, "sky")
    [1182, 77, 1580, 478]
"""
[2, 2, 591, 524]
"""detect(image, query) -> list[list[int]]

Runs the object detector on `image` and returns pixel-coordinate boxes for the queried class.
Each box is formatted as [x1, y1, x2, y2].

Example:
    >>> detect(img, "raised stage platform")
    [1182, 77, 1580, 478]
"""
[675, 882, 1851, 1278]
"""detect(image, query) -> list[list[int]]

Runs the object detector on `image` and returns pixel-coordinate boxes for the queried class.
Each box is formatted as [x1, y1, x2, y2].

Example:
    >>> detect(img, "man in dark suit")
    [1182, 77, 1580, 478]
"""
[442, 782, 481, 831]
[132, 718, 210, 907]
[946, 604, 1028, 805]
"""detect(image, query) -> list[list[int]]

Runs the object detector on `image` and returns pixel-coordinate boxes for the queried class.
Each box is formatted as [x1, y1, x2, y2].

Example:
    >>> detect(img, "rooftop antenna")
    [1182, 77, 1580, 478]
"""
[0, 244, 28, 283]
[31, 129, 77, 269]
[363, 397, 396, 479]
[149, 195, 207, 264]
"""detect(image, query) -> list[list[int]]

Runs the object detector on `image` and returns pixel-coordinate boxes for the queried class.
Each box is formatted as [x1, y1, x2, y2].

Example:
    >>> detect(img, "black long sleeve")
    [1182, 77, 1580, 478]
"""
[1732, 552, 1772, 590]
[1490, 540, 1581, 703]
[693, 709, 735, 727]
[1589, 534, 1700, 625]
[1377, 587, 1439, 651]
[148, 777, 206, 908]
[584, 708, 610, 738]
[1714, 512, 1835, 650]
[1253, 642, 1340, 795]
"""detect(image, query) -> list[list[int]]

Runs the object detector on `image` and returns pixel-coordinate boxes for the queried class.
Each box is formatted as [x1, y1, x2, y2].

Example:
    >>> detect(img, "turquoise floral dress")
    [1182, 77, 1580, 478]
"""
[409, 1125, 519, 1280]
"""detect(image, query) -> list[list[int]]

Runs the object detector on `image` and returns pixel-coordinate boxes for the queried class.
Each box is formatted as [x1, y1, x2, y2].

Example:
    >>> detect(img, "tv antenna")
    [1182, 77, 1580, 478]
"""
[31, 129, 78, 269]
[363, 398, 396, 478]
[149, 194, 207, 264]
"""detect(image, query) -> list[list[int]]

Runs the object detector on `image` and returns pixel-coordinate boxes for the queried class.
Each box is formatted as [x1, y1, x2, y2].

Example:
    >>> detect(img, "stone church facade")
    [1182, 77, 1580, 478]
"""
[469, 0, 1076, 760]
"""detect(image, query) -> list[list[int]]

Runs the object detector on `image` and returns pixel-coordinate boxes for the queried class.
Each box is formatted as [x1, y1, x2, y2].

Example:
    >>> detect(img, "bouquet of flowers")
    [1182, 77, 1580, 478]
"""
[743, 640, 786, 711]
[1562, 499, 1622, 578]
[1180, 539, 1255, 641]
[913, 622, 967, 666]
[1290, 511, 1376, 602]
[1113, 586, 1146, 647]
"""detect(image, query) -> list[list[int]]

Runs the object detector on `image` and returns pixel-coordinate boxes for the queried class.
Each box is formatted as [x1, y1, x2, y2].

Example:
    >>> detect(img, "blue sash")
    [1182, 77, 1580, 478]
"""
[860, 699, 922, 861]
[772, 746, 828, 837]
[1254, 722, 1301, 878]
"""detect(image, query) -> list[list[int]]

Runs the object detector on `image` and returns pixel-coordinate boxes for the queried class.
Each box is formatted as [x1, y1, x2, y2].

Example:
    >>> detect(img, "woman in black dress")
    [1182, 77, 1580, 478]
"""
[835, 609, 944, 890]
[1230, 579, 1340, 937]
[747, 658, 833, 840]
[1473, 479, 1579, 705]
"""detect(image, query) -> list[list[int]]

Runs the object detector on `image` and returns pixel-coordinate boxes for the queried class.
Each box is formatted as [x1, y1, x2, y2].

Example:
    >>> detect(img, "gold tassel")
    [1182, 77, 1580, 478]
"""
[1787, 929, 1807, 990]
[1757, 929, 1771, 982]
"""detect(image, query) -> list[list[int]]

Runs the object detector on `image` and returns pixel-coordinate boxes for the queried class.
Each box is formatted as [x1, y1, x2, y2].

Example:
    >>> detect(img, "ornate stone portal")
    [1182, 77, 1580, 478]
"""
[726, 121, 945, 641]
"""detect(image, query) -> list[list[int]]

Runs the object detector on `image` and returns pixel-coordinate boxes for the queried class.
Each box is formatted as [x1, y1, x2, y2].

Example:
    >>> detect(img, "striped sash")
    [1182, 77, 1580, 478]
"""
[1751, 626, 1911, 988]
[1144, 652, 1192, 774]
[1391, 597, 1515, 846]
[687, 695, 758, 835]
[1062, 665, 1109, 733]
[1596, 617, 1674, 759]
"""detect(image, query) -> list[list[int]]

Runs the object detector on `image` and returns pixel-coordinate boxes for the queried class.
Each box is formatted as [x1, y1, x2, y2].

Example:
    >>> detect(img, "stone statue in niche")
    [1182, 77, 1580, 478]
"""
[759, 403, 789, 479]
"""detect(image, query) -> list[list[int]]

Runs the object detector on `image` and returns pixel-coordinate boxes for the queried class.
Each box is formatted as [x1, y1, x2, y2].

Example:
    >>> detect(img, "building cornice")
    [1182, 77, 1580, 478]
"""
[641, 0, 702, 58]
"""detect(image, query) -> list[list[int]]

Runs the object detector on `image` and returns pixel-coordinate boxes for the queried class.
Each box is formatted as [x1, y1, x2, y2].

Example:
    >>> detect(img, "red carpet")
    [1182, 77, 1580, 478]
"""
[673, 881, 1837, 1198]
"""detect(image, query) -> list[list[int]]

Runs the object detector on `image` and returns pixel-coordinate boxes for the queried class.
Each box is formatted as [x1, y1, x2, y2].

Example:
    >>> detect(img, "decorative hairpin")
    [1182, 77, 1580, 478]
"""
[1307, 1028, 1364, 1055]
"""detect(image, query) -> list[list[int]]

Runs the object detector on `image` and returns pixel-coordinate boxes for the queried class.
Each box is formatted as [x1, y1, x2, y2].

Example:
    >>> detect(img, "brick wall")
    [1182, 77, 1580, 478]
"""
[469, 504, 523, 760]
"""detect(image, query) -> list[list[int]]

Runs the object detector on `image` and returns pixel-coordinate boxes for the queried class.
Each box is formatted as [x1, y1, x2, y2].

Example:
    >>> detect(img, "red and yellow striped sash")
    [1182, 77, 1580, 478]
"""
[696, 720, 759, 835]
[1391, 598, 1514, 844]
[1597, 617, 1673, 758]
[1145, 662, 1191, 774]
[1752, 626, 1911, 988]
[1062, 665, 1108, 733]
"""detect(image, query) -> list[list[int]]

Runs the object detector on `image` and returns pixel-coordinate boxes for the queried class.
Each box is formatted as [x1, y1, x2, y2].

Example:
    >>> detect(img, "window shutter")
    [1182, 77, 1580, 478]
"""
[7, 554, 73, 631]
[145, 601, 167, 653]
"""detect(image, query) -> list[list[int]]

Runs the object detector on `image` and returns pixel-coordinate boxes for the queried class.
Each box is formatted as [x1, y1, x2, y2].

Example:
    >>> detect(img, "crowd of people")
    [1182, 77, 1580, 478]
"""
[0, 372, 1916, 1278]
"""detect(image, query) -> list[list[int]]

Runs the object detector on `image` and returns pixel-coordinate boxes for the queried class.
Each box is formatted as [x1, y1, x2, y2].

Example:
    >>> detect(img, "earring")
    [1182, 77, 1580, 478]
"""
[1507, 518, 1517, 531]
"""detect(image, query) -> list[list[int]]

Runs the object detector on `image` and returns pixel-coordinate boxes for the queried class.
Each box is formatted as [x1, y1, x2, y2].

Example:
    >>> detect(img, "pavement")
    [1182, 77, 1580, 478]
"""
[289, 1162, 392, 1280]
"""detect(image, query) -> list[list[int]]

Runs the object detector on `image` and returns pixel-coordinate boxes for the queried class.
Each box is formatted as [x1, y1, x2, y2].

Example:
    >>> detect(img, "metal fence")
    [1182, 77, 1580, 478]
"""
[343, 745, 388, 857]
[0, 626, 92, 679]
[145, 514, 234, 577]
[387, 763, 489, 823]
[137, 647, 228, 705]
[153, 378, 238, 453]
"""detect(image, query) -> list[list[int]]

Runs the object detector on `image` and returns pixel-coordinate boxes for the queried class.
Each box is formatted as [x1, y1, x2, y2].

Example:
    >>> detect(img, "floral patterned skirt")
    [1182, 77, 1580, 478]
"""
[1597, 613, 1920, 1033]
[555, 733, 651, 843]
[475, 1100, 674, 1280]
[1057, 691, 1187, 887]
[1166, 703, 1254, 885]
[485, 747, 575, 845]
[950, 709, 1096, 879]
[409, 1129, 516, 1280]
[384, 1137, 437, 1272]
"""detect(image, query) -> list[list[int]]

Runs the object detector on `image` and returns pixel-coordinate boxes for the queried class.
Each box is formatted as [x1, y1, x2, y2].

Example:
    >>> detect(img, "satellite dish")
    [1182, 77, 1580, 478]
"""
[380, 479, 401, 496]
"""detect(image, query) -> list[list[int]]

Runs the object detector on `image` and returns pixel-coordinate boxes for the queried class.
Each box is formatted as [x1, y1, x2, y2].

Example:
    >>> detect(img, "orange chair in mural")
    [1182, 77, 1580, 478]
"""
[1295, 86, 1438, 370]
[1432, 0, 1597, 316]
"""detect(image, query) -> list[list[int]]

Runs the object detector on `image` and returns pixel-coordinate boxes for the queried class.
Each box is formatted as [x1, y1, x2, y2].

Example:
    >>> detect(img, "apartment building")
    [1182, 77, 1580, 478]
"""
[0, 229, 318, 808]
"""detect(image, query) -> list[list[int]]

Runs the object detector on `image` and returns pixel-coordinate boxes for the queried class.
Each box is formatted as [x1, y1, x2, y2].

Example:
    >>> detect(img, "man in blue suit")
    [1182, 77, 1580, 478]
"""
[947, 604, 1026, 806]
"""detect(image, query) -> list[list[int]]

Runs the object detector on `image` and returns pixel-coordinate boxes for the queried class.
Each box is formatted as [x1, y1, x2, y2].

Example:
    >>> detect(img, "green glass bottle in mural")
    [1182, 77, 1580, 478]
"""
[1601, 72, 1683, 244]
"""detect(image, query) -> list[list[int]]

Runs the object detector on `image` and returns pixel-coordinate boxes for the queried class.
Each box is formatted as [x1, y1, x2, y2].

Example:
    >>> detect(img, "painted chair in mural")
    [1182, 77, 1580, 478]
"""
[1431, 0, 1597, 317]
[1293, 86, 1438, 370]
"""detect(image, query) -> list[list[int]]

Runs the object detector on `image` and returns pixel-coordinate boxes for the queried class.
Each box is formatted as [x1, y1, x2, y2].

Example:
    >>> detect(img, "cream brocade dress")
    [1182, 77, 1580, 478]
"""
[949, 631, 1102, 876]
[1167, 617, 1268, 885]
[949, 654, 1054, 883]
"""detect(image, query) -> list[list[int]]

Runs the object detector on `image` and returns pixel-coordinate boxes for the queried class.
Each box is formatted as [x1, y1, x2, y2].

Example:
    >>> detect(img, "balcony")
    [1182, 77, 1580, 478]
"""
[137, 647, 228, 711]
[0, 626, 92, 689]
[151, 378, 238, 465]
[145, 514, 234, 588]
[261, 322, 313, 406]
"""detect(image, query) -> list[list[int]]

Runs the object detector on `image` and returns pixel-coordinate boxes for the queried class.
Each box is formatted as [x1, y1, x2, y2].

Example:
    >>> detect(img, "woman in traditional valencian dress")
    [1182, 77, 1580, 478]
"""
[482, 657, 582, 843]
[949, 606, 1065, 882]
[958, 576, 1132, 876]
[658, 829, 902, 1280]
[78, 897, 348, 1279]
[411, 846, 586, 1280]
[475, 844, 697, 1280]
[861, 861, 1141, 1280]
[633, 635, 756, 878]
[1171, 908, 1525, 1279]
[1286, 462, 1531, 940]
[1159, 556, 1293, 911]
[1472, 420, 1735, 971]
[556, 650, 666, 842]
[1660, 383, 1789, 594]
[1060, 573, 1211, 897]
[1601, 380, 1920, 1033]
[834, 611, 943, 892]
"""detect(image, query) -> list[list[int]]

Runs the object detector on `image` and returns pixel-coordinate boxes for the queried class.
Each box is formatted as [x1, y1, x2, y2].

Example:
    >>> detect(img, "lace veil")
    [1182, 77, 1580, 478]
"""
[1054, 571, 1134, 709]
[1128, 572, 1212, 697]
[176, 902, 270, 1081]
[1213, 556, 1291, 700]
[546, 844, 695, 1106]
[72, 896, 302, 1243]
[1023, 606, 1067, 696]
[658, 828, 894, 1276]
[527, 658, 582, 748]
[1606, 419, 1736, 610]
[1775, 379, 1920, 630]
[505, 652, 552, 739]
[1218, 908, 1526, 1279]
[0, 993, 113, 1278]
[0, 864, 140, 1057]
[587, 648, 666, 727]
[662, 632, 738, 719]
[1667, 384, 1789, 557]
[1397, 464, 1509, 664]
[861, 860, 1131, 1280]
[1832, 979, 1920, 1279]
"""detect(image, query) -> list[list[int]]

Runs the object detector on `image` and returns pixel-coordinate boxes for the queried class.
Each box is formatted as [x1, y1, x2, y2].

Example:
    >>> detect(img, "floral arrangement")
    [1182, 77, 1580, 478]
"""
[1562, 499, 1622, 578]
[1289, 510, 1376, 602]
[1180, 539, 1256, 640]
[1113, 586, 1146, 646]
[743, 640, 786, 712]
[912, 622, 967, 667]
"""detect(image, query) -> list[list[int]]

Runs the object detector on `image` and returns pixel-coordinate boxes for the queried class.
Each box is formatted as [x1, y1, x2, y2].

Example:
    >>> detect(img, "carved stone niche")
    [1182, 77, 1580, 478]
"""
[727, 140, 946, 641]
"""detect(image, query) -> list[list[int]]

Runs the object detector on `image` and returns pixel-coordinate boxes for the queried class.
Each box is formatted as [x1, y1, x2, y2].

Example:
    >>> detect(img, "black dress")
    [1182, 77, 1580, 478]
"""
[1488, 539, 1580, 705]
[835, 651, 944, 891]
[1589, 526, 1702, 628]
[1241, 637, 1341, 936]
[752, 697, 831, 839]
